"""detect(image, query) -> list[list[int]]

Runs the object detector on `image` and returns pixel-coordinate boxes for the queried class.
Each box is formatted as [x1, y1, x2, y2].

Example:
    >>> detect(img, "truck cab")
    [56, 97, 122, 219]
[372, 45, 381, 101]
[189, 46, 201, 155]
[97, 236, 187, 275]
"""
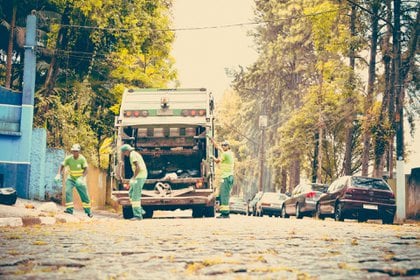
[111, 88, 216, 218]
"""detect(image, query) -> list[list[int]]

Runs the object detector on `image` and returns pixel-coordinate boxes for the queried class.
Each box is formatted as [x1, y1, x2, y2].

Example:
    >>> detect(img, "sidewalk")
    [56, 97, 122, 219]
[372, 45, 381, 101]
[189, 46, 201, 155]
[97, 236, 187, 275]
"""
[0, 198, 120, 227]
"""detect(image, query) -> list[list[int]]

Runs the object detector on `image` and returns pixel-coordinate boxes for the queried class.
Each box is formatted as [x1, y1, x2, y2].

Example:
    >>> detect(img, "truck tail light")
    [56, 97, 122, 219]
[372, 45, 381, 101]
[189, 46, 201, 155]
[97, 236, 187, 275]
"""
[306, 191, 316, 198]
[141, 110, 148, 117]
[133, 110, 140, 117]
[198, 109, 206, 116]
[196, 179, 203, 188]
[124, 111, 132, 117]
[190, 110, 196, 116]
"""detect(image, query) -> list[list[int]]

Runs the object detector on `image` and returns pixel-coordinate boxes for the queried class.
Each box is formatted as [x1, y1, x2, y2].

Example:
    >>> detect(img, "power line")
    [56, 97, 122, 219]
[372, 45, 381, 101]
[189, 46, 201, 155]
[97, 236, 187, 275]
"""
[58, 8, 346, 32]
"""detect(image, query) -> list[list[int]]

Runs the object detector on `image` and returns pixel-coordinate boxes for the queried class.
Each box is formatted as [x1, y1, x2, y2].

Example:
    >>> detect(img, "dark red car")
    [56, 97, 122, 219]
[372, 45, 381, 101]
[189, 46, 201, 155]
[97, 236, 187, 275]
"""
[315, 176, 396, 224]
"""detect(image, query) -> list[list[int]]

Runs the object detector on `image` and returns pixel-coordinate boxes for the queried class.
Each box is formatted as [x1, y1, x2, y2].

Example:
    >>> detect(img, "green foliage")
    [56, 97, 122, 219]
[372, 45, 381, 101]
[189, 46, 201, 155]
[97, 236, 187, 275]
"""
[2, 0, 177, 168]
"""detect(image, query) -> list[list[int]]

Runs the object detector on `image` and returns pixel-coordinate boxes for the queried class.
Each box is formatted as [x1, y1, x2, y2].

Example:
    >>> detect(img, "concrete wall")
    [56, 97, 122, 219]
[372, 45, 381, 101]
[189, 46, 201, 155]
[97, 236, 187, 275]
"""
[388, 169, 419, 220]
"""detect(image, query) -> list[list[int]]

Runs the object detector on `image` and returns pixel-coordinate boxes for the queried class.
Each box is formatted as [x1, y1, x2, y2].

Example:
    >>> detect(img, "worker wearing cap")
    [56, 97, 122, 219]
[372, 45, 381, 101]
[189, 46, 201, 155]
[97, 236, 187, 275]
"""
[120, 144, 148, 220]
[210, 139, 235, 218]
[55, 144, 92, 217]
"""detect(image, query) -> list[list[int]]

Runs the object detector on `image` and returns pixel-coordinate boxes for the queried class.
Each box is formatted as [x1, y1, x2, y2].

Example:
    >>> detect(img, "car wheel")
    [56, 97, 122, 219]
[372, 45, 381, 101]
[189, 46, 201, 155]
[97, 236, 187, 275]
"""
[357, 213, 367, 223]
[296, 204, 303, 219]
[315, 204, 324, 220]
[382, 213, 394, 225]
[281, 206, 289, 219]
[334, 202, 344, 222]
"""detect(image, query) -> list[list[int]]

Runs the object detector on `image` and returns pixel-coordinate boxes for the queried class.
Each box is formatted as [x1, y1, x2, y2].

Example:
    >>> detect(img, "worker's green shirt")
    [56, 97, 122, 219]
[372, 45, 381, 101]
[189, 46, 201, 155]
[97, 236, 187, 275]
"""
[63, 155, 88, 179]
[130, 151, 148, 179]
[220, 150, 234, 178]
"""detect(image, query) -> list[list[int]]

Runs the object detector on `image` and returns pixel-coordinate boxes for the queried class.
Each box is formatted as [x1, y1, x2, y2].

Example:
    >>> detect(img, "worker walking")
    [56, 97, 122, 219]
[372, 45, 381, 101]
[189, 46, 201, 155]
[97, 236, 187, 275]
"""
[211, 139, 235, 218]
[120, 144, 148, 220]
[55, 144, 92, 217]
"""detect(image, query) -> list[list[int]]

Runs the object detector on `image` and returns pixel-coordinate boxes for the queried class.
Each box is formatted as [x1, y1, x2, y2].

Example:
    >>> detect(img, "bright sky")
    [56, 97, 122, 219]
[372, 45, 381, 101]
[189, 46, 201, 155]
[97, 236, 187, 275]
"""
[171, 0, 258, 102]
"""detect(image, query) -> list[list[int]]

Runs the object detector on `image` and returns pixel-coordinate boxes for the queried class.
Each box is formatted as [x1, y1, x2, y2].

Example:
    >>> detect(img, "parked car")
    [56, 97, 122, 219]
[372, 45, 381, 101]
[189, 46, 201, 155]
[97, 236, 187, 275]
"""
[281, 183, 328, 219]
[247, 191, 263, 216]
[229, 196, 248, 215]
[256, 192, 289, 217]
[315, 176, 396, 224]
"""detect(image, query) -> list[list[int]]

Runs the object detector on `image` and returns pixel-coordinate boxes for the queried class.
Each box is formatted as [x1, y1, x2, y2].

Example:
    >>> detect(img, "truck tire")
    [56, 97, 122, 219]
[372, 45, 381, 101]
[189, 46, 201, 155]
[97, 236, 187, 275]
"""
[192, 207, 204, 218]
[122, 205, 134, 219]
[143, 209, 153, 219]
[203, 206, 215, 217]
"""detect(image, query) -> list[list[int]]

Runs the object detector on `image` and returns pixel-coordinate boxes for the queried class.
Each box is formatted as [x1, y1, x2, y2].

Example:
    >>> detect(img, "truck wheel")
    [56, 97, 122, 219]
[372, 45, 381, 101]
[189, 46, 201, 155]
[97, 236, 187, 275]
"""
[122, 205, 134, 219]
[143, 209, 153, 219]
[203, 206, 215, 217]
[192, 207, 204, 218]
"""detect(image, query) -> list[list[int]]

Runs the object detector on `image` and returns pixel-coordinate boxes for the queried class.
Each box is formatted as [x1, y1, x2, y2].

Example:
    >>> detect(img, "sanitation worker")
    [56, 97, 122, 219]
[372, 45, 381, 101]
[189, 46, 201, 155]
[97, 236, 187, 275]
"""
[120, 144, 148, 220]
[210, 139, 235, 218]
[55, 144, 92, 217]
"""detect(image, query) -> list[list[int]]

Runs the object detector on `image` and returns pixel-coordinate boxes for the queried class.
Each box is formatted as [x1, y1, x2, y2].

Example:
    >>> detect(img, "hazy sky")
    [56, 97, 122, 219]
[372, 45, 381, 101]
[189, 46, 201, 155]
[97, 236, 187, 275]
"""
[171, 0, 258, 101]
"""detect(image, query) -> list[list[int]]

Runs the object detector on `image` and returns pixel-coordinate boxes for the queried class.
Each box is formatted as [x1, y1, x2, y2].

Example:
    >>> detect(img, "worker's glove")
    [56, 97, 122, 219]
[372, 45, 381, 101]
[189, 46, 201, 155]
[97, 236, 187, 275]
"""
[77, 176, 87, 186]
[53, 174, 62, 185]
[129, 178, 137, 185]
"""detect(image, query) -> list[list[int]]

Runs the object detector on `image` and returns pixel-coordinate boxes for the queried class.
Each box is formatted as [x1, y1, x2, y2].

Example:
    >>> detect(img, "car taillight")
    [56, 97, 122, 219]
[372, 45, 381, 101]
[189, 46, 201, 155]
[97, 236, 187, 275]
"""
[306, 191, 316, 198]
[195, 179, 203, 188]
[344, 187, 354, 198]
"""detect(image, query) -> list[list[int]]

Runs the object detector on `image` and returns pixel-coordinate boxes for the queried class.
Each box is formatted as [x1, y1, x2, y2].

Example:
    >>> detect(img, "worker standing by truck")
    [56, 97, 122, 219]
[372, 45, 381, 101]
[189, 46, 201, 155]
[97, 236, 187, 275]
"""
[120, 144, 148, 220]
[211, 139, 234, 218]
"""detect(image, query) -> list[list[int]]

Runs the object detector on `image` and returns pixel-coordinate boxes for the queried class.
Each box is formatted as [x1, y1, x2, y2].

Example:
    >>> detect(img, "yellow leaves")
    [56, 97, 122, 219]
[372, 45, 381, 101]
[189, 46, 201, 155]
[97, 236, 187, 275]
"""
[185, 257, 242, 274]
[32, 240, 48, 245]
[4, 234, 22, 240]
[337, 262, 358, 271]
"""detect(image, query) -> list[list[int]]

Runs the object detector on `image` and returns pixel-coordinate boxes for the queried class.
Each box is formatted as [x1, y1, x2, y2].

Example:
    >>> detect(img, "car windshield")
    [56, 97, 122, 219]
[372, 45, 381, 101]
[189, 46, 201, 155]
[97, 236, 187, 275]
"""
[262, 193, 282, 202]
[351, 177, 391, 190]
[311, 184, 328, 193]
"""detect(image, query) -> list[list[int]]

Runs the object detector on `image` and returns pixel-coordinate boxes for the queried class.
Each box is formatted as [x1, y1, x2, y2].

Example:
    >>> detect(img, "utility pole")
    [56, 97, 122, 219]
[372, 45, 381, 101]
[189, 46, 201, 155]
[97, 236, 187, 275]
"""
[258, 114, 267, 192]
[393, 0, 405, 223]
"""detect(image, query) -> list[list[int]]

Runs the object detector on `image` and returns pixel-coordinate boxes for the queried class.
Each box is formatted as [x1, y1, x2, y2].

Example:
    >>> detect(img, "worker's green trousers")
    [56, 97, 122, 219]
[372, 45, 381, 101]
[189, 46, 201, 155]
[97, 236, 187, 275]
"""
[219, 175, 234, 216]
[129, 178, 146, 218]
[65, 177, 91, 215]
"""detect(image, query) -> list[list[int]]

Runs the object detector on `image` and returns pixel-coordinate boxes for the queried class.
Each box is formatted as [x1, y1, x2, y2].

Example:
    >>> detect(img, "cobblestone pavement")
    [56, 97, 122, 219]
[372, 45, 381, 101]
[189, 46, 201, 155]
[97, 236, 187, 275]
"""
[0, 213, 419, 280]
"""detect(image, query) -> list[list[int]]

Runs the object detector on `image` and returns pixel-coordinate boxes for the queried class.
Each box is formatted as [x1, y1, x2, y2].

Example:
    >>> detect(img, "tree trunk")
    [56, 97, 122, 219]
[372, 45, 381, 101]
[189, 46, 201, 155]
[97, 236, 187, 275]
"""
[374, 0, 393, 178]
[5, 4, 16, 89]
[43, 2, 72, 94]
[281, 168, 287, 193]
[312, 132, 319, 183]
[361, 1, 380, 176]
[343, 3, 357, 176]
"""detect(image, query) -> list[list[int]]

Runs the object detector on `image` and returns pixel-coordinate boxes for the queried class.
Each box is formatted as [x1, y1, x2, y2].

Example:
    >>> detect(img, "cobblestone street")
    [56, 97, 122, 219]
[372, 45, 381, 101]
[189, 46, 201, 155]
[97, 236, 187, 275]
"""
[0, 213, 419, 279]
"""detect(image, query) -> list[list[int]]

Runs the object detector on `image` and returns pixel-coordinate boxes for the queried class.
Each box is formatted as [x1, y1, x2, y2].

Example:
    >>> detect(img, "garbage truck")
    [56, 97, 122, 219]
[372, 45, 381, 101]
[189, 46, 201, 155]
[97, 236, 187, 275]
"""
[111, 88, 216, 218]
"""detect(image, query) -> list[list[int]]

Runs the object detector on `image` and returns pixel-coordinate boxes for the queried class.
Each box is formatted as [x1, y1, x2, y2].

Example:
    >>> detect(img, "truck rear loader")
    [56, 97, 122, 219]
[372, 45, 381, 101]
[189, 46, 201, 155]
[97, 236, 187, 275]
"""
[111, 88, 216, 218]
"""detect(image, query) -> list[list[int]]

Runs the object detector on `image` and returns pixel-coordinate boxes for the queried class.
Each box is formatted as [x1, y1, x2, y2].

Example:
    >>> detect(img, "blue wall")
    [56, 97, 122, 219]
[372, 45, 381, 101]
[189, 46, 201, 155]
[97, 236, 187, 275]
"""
[0, 14, 36, 198]
[29, 129, 47, 199]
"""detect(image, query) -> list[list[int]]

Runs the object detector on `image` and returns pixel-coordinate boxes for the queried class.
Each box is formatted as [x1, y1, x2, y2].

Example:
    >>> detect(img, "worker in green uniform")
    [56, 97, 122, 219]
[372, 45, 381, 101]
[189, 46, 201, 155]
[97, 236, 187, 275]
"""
[120, 144, 148, 220]
[55, 144, 92, 217]
[211, 139, 234, 218]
